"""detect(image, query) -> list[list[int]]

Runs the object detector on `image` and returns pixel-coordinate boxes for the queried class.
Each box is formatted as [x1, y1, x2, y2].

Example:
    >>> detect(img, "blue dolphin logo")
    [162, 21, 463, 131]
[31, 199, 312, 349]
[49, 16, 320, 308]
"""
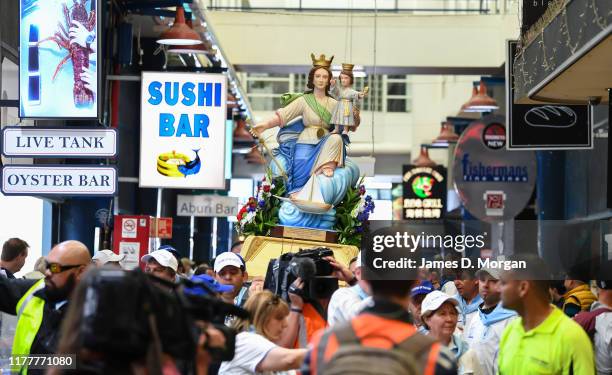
[178, 149, 202, 177]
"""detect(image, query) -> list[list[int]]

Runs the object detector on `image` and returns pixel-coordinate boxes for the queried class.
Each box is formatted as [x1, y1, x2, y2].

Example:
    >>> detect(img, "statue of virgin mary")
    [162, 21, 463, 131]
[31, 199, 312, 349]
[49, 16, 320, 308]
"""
[251, 54, 360, 229]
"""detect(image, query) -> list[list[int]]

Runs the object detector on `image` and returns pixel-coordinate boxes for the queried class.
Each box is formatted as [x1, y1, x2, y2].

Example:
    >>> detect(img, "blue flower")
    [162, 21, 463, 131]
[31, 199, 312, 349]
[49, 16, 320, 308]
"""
[247, 206, 256, 213]
[365, 195, 373, 202]
[356, 226, 364, 233]
[258, 200, 265, 208]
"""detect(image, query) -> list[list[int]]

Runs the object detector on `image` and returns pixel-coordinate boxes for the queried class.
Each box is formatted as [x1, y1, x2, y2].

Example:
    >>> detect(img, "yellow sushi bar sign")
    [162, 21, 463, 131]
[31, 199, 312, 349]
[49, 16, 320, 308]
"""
[139, 72, 227, 189]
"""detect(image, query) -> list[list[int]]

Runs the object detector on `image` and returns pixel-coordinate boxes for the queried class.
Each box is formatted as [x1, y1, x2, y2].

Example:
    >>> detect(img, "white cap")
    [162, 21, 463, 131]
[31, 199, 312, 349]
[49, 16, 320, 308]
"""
[214, 252, 245, 273]
[141, 250, 178, 272]
[476, 267, 502, 280]
[420, 290, 459, 320]
[92, 250, 125, 265]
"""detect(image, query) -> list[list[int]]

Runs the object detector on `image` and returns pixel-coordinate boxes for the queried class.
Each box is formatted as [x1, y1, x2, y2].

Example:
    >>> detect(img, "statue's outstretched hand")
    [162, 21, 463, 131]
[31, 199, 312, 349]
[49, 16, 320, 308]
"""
[249, 125, 265, 138]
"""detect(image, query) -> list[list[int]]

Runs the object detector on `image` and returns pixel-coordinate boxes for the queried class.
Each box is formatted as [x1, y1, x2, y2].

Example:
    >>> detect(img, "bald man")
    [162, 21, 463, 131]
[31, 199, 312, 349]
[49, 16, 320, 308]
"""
[0, 241, 90, 374]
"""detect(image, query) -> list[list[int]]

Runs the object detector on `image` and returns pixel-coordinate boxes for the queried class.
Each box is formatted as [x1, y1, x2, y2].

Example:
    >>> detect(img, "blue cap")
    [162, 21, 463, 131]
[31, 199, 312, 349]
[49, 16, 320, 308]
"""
[411, 281, 434, 297]
[184, 274, 234, 296]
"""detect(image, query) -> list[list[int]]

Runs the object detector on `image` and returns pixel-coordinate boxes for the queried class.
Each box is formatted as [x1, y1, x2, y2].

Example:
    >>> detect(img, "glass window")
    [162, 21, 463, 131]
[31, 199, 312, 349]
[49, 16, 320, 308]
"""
[247, 80, 289, 94]
[248, 96, 277, 111]
[387, 98, 407, 113]
[387, 82, 406, 95]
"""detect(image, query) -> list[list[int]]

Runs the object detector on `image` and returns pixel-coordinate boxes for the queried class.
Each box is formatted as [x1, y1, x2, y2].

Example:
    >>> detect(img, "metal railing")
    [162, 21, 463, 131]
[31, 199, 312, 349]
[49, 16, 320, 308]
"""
[206, 0, 517, 14]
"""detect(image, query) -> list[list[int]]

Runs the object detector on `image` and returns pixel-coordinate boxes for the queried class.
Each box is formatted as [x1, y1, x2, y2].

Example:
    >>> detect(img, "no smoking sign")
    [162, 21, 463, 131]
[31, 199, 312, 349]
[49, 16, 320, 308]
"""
[122, 218, 137, 238]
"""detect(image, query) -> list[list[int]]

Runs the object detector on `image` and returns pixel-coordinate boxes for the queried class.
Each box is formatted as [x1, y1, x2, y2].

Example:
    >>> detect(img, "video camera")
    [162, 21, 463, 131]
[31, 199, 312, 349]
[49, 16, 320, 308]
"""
[264, 247, 338, 302]
[78, 268, 247, 363]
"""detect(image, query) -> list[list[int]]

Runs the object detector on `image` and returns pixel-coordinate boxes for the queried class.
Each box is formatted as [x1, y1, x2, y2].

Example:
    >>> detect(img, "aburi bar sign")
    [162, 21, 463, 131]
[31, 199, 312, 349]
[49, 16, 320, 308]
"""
[1, 165, 117, 196]
[1, 127, 117, 157]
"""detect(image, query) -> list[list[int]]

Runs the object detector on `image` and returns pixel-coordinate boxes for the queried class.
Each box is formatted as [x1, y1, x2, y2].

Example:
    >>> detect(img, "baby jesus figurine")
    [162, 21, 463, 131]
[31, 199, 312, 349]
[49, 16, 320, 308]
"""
[329, 63, 369, 135]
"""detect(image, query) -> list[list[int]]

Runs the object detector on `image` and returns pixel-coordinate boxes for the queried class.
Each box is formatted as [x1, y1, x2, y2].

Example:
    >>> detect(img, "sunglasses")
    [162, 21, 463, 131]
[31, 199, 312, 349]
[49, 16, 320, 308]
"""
[45, 261, 83, 274]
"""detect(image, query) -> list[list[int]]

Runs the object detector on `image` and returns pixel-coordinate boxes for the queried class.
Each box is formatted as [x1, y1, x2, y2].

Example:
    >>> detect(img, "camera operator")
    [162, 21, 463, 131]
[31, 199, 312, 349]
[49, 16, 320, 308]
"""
[220, 290, 307, 374]
[52, 268, 239, 375]
[277, 254, 356, 349]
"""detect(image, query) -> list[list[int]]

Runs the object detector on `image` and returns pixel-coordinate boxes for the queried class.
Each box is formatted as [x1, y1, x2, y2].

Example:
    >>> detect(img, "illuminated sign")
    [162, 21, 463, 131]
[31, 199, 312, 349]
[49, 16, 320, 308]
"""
[20, 0, 99, 119]
[139, 72, 227, 189]
[402, 165, 447, 220]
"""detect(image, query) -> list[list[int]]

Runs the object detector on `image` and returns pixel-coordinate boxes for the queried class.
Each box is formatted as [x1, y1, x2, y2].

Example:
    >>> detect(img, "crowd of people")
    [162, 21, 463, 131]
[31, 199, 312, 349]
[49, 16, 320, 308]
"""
[0, 236, 610, 375]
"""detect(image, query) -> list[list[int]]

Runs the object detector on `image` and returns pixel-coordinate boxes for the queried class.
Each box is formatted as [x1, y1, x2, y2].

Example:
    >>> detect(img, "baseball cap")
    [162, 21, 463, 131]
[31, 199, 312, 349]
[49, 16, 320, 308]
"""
[420, 290, 459, 320]
[411, 281, 434, 298]
[92, 250, 125, 265]
[476, 267, 502, 280]
[141, 250, 178, 272]
[214, 252, 246, 273]
[184, 274, 234, 296]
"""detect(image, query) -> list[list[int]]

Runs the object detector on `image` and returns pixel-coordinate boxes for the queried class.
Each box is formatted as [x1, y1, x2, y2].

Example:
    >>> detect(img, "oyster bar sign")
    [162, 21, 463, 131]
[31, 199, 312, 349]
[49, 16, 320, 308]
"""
[1, 166, 117, 196]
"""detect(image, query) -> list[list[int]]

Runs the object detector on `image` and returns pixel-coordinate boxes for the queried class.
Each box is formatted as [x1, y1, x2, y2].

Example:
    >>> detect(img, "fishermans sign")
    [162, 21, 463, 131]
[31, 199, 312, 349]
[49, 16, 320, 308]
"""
[139, 72, 227, 189]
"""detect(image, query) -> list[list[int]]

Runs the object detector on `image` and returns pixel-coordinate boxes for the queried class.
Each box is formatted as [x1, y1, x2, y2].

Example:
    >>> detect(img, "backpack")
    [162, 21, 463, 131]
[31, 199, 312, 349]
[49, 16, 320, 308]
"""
[319, 322, 436, 375]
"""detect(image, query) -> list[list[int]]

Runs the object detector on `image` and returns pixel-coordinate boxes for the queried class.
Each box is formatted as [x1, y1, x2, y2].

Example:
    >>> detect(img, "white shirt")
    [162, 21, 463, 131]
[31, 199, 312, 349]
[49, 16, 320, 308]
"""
[219, 331, 295, 375]
[594, 308, 612, 375]
[327, 286, 367, 327]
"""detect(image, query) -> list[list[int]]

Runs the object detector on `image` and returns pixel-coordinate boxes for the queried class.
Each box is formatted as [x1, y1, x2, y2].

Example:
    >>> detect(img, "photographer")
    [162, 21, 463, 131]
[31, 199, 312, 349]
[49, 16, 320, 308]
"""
[52, 267, 240, 375]
[220, 290, 307, 374]
[277, 253, 356, 349]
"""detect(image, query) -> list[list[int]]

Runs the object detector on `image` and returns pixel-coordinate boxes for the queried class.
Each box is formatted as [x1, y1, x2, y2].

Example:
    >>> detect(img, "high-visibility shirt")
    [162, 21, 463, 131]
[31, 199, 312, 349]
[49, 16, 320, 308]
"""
[295, 303, 327, 348]
[12, 279, 46, 375]
[498, 306, 595, 375]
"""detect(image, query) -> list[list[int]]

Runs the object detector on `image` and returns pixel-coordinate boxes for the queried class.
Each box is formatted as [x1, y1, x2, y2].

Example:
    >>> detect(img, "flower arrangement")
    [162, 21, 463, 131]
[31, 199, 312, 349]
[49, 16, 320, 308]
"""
[236, 170, 285, 237]
[334, 180, 375, 247]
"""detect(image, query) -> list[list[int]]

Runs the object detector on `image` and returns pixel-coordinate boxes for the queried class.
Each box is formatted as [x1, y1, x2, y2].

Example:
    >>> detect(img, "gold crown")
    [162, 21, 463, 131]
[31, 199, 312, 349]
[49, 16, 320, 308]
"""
[341, 63, 355, 72]
[310, 53, 334, 68]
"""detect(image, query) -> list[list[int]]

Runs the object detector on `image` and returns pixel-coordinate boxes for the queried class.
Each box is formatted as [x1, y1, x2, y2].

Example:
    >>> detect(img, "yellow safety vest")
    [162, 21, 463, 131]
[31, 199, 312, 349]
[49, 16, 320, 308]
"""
[11, 279, 45, 375]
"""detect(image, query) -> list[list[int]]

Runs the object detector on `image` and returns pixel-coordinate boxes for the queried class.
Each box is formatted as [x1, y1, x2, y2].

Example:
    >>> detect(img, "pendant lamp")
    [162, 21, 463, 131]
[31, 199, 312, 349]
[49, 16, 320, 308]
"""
[233, 118, 253, 141]
[461, 80, 499, 113]
[433, 122, 459, 144]
[157, 6, 203, 46]
[412, 146, 436, 167]
[168, 21, 213, 54]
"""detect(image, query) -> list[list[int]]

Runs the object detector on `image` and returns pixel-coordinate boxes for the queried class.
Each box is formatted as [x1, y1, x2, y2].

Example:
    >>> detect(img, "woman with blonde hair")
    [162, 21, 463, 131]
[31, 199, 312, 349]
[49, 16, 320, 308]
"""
[220, 290, 307, 374]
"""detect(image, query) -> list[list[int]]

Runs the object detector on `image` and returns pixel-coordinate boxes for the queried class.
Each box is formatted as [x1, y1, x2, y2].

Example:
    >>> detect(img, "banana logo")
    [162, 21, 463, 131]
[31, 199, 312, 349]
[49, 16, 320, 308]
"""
[157, 149, 202, 178]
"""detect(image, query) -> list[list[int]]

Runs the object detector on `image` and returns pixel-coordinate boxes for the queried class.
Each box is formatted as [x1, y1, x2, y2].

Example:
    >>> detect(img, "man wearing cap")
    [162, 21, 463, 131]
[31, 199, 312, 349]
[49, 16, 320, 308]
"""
[563, 275, 597, 318]
[453, 269, 483, 332]
[214, 252, 249, 307]
[92, 249, 125, 268]
[463, 266, 516, 374]
[498, 254, 595, 375]
[142, 249, 178, 283]
[327, 254, 371, 327]
[409, 280, 434, 334]
[573, 260, 612, 375]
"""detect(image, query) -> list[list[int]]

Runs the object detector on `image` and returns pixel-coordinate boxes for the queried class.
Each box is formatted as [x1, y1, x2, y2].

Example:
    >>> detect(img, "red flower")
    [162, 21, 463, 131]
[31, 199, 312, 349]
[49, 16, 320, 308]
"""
[237, 213, 243, 221]
[263, 185, 271, 193]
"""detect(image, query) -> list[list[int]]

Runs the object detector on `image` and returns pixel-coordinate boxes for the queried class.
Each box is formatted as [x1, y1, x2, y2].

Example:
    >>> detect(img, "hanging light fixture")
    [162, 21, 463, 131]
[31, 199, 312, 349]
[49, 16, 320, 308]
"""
[433, 121, 459, 144]
[412, 145, 436, 167]
[157, 6, 203, 46]
[461, 80, 499, 113]
[168, 20, 212, 54]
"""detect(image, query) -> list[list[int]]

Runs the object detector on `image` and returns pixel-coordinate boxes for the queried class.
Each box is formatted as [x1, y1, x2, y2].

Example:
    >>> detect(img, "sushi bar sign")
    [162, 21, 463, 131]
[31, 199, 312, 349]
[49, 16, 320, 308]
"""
[139, 72, 227, 189]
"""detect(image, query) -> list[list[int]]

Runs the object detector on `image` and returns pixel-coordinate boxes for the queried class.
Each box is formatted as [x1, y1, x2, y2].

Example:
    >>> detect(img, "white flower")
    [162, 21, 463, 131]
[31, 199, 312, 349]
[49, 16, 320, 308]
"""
[245, 211, 256, 223]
